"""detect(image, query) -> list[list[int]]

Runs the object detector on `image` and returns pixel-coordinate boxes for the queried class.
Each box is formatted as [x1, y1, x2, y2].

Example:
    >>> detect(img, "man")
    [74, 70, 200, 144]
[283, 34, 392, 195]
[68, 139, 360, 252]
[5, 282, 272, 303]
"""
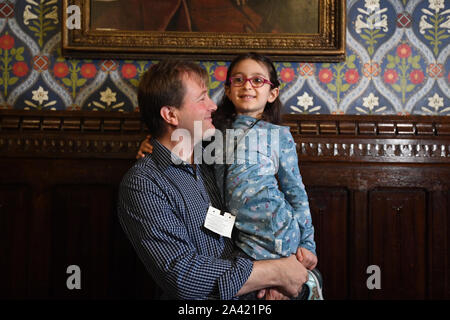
[117, 59, 308, 299]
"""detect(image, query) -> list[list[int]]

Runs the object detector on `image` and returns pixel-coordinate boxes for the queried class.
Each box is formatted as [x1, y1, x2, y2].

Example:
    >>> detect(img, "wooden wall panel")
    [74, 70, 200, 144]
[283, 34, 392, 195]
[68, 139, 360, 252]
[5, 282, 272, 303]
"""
[50, 185, 115, 299]
[0, 185, 32, 298]
[308, 187, 348, 299]
[369, 189, 427, 299]
[428, 190, 448, 299]
[1, 110, 449, 300]
[447, 191, 450, 299]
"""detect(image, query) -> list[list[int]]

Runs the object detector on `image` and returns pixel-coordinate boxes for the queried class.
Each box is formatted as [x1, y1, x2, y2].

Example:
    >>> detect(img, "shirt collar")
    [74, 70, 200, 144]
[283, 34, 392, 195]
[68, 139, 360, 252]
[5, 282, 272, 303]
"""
[150, 138, 181, 170]
[152, 137, 202, 172]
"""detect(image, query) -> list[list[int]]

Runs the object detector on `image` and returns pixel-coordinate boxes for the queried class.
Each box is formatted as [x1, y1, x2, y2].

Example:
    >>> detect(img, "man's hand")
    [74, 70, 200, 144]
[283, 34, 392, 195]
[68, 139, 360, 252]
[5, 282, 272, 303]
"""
[237, 254, 307, 298]
[136, 135, 152, 159]
[275, 254, 308, 297]
[296, 247, 318, 270]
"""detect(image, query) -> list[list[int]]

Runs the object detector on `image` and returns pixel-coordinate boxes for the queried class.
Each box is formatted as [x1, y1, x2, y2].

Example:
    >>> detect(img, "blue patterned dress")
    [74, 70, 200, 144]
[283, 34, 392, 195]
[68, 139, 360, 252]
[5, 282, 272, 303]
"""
[216, 115, 316, 260]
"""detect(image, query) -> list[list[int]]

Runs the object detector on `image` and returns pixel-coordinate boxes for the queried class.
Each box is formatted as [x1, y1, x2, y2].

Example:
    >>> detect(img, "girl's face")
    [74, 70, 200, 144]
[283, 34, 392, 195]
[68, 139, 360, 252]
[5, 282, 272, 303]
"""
[225, 58, 279, 119]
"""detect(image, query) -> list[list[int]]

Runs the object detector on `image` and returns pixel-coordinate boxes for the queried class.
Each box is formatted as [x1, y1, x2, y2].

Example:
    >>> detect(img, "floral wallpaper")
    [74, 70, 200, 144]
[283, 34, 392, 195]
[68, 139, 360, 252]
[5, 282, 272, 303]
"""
[0, 0, 449, 115]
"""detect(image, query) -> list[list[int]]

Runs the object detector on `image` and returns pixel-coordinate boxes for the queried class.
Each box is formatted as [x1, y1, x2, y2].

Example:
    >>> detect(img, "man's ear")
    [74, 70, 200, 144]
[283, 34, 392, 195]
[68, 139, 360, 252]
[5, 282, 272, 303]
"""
[160, 106, 179, 127]
[268, 87, 279, 103]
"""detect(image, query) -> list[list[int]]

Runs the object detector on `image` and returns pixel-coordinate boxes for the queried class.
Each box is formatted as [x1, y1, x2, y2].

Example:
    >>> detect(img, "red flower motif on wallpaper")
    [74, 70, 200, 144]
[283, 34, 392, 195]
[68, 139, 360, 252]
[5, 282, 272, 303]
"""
[53, 62, 69, 78]
[396, 43, 412, 59]
[280, 67, 295, 83]
[201, 62, 226, 93]
[384, 69, 398, 84]
[0, 34, 14, 50]
[0, 33, 26, 97]
[213, 66, 227, 82]
[54, 61, 97, 98]
[384, 43, 425, 103]
[81, 63, 97, 79]
[318, 55, 359, 104]
[409, 69, 424, 85]
[319, 69, 333, 84]
[12, 62, 29, 77]
[121, 64, 137, 79]
[345, 69, 359, 84]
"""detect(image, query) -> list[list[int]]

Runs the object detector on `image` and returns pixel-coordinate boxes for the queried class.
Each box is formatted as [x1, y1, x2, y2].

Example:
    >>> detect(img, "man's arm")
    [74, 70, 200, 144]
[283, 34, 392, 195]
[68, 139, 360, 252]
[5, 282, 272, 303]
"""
[119, 166, 308, 299]
[237, 255, 308, 297]
[118, 170, 252, 300]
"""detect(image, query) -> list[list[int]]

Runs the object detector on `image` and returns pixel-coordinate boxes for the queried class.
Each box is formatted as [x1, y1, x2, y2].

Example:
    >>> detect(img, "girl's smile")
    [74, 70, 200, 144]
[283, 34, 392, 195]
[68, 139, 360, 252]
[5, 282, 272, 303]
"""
[225, 58, 279, 119]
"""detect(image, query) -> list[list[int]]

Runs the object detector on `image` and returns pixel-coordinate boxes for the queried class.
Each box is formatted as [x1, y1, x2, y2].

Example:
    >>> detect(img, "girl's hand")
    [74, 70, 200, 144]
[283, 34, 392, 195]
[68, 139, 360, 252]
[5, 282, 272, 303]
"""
[136, 135, 152, 159]
[296, 247, 318, 270]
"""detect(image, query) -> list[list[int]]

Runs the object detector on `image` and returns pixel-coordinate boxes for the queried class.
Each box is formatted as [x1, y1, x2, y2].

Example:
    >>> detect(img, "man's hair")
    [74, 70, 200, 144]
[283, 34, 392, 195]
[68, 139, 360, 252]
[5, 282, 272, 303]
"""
[138, 59, 208, 137]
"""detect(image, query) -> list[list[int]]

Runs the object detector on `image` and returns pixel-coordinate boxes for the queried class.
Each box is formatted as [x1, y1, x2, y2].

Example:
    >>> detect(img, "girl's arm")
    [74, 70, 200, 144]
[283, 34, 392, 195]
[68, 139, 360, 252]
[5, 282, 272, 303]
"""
[276, 127, 316, 256]
[136, 135, 152, 159]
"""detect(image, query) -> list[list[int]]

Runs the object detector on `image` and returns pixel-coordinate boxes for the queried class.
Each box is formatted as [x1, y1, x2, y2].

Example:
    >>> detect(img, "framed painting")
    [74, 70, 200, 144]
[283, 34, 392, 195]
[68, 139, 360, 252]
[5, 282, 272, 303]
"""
[62, 0, 346, 62]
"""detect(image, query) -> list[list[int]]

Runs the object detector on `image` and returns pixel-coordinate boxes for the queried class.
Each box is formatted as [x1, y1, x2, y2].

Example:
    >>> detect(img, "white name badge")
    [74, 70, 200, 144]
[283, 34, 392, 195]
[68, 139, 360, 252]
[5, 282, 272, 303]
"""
[204, 206, 236, 238]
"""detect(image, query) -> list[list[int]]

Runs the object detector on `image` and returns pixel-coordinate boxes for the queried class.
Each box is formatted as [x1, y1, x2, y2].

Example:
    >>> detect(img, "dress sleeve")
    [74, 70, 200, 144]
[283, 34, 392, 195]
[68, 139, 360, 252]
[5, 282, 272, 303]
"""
[277, 127, 316, 256]
[117, 170, 253, 300]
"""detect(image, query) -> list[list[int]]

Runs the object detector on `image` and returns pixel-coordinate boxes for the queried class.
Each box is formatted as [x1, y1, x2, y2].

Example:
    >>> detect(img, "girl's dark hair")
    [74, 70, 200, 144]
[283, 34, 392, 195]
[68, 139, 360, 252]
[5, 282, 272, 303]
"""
[213, 53, 282, 132]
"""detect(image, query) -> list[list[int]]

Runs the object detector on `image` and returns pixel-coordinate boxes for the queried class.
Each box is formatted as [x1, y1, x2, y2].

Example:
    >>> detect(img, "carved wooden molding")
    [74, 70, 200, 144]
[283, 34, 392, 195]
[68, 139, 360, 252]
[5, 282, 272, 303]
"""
[282, 114, 450, 163]
[1, 110, 450, 162]
[296, 140, 450, 163]
[0, 110, 145, 159]
[282, 114, 450, 137]
[0, 110, 145, 132]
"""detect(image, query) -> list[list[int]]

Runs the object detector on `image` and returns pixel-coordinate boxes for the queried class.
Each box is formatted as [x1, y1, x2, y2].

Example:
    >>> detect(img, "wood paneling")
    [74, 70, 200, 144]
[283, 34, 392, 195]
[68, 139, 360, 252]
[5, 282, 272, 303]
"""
[369, 189, 427, 299]
[1, 110, 449, 299]
[50, 185, 115, 299]
[0, 185, 31, 298]
[308, 187, 348, 299]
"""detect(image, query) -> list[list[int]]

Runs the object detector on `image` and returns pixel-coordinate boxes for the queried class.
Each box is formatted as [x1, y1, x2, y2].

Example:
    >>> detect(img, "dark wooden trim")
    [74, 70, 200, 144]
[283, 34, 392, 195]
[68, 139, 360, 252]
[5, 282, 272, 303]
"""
[0, 110, 145, 159]
[1, 110, 449, 299]
[1, 111, 449, 162]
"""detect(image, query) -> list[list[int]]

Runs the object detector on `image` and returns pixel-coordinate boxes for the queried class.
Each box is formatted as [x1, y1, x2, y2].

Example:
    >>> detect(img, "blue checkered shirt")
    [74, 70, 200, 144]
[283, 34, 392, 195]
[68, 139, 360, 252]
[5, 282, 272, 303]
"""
[117, 139, 253, 300]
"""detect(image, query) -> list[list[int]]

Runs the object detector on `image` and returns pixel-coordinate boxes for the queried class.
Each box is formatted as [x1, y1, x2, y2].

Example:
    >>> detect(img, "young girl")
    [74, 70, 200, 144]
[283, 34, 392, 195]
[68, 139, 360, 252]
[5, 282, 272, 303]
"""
[213, 53, 322, 299]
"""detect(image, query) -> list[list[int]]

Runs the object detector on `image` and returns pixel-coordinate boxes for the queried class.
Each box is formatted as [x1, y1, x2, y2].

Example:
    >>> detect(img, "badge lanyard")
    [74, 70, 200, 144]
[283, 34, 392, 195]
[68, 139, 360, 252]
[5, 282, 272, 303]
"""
[158, 163, 235, 238]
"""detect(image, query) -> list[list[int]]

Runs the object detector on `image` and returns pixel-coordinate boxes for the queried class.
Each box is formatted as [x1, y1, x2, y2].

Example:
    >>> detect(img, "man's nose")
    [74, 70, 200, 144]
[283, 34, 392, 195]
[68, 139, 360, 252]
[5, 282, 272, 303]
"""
[211, 101, 218, 112]
[208, 96, 217, 111]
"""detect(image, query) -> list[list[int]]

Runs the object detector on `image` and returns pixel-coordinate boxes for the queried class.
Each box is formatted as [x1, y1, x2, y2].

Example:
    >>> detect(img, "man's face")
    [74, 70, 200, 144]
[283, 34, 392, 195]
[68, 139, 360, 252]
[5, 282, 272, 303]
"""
[175, 75, 217, 144]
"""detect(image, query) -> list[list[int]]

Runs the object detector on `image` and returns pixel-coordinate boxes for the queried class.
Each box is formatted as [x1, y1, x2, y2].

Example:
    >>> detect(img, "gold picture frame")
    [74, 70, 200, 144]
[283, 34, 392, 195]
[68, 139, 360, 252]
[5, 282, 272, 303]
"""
[62, 0, 346, 62]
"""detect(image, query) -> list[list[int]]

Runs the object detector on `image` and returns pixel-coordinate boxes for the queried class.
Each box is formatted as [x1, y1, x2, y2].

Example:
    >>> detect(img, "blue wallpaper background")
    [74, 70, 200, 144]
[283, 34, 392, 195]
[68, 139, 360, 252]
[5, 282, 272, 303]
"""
[0, 0, 448, 115]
